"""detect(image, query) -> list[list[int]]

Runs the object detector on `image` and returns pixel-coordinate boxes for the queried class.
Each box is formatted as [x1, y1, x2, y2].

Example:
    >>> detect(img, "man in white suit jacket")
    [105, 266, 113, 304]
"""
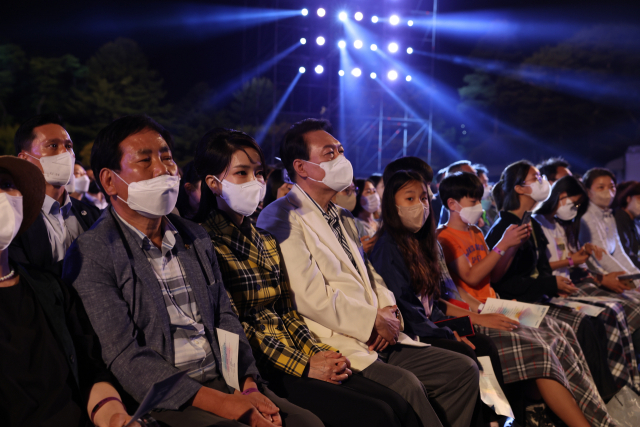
[257, 119, 479, 427]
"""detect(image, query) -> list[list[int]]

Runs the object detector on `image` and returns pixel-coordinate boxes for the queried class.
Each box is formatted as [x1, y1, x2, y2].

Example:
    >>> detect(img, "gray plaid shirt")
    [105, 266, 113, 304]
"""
[115, 212, 218, 383]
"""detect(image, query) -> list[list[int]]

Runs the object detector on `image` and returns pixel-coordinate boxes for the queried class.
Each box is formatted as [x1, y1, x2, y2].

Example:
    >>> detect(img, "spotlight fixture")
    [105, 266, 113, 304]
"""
[406, 47, 413, 54]
[351, 68, 362, 77]
[338, 40, 346, 49]
[354, 40, 363, 49]
[315, 65, 324, 74]
[370, 72, 377, 79]
[300, 38, 307, 45]
[338, 70, 345, 76]
[299, 67, 306, 74]
[390, 15, 400, 25]
[406, 75, 412, 82]
[388, 42, 398, 53]
[301, 9, 308, 16]
[317, 8, 326, 17]
[408, 20, 414, 26]
[338, 11, 347, 21]
[388, 70, 398, 80]
[370, 44, 378, 51]
[316, 36, 325, 46]
[371, 15, 379, 23]
[354, 12, 363, 21]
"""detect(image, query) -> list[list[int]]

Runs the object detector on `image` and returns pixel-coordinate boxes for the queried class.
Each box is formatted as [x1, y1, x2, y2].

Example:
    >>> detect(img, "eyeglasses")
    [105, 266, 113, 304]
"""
[522, 174, 546, 185]
[342, 186, 359, 196]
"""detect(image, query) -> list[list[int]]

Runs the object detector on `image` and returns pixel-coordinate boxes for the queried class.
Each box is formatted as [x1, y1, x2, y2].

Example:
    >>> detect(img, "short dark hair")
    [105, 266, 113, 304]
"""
[473, 164, 488, 178]
[439, 172, 484, 210]
[446, 160, 471, 175]
[537, 157, 570, 182]
[583, 167, 617, 190]
[383, 156, 434, 186]
[14, 114, 65, 154]
[280, 118, 333, 182]
[614, 181, 640, 210]
[91, 114, 174, 192]
[368, 173, 383, 189]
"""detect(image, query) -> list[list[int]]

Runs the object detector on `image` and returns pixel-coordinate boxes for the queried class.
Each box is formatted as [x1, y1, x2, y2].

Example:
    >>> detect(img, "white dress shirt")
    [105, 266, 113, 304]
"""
[41, 192, 83, 262]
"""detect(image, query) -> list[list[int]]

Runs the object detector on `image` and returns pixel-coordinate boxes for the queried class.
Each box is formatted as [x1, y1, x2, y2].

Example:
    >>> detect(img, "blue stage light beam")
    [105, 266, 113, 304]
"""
[255, 72, 303, 146]
[209, 41, 301, 107]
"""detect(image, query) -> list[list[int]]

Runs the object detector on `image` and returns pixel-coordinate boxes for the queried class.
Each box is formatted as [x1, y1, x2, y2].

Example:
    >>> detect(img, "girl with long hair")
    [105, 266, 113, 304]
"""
[352, 178, 381, 254]
[612, 181, 640, 270]
[370, 170, 611, 427]
[193, 128, 422, 427]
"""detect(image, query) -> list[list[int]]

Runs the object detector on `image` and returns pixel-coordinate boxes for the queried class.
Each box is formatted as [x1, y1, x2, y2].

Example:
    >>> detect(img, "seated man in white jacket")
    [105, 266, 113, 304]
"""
[257, 118, 479, 427]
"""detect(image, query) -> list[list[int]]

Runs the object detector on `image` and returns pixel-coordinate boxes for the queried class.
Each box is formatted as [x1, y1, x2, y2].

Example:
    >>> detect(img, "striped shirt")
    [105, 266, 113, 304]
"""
[114, 211, 218, 382]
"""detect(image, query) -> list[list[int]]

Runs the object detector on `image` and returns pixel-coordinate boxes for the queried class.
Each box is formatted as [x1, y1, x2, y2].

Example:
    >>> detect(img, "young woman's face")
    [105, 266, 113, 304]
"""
[219, 148, 265, 185]
[394, 180, 429, 208]
[361, 181, 377, 202]
[556, 191, 583, 210]
[589, 176, 616, 194]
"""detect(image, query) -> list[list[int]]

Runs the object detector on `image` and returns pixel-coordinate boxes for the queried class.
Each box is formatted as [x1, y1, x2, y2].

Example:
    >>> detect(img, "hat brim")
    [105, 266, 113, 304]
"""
[0, 156, 46, 236]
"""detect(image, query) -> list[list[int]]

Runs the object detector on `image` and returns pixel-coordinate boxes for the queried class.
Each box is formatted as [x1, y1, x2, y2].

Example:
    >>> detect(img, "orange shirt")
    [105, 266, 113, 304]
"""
[437, 225, 497, 303]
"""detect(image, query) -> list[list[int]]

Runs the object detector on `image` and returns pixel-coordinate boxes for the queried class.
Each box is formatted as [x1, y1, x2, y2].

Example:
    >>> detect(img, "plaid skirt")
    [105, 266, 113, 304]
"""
[476, 316, 614, 427]
[573, 281, 640, 334]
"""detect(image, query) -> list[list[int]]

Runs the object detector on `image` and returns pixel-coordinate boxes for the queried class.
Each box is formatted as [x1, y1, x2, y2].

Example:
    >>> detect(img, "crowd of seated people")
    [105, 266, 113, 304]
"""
[4, 112, 640, 427]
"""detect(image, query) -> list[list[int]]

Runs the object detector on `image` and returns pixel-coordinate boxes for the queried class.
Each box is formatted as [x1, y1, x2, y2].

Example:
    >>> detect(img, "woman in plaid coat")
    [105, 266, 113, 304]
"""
[192, 128, 422, 427]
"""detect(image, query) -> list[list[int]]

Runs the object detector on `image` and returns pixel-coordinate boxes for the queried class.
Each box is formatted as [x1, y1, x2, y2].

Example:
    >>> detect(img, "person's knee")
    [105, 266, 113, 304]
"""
[391, 369, 426, 398]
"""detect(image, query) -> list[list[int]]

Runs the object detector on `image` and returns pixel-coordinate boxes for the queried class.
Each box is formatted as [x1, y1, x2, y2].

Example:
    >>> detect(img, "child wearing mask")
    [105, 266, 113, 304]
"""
[352, 178, 381, 254]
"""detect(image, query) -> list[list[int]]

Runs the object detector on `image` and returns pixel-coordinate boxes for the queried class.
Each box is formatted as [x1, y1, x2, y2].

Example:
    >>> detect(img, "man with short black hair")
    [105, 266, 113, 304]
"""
[537, 157, 572, 185]
[259, 119, 480, 427]
[437, 161, 477, 227]
[11, 115, 100, 275]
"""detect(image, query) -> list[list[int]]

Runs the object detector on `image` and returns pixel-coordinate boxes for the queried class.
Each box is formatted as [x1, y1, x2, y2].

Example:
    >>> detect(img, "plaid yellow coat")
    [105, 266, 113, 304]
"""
[203, 211, 336, 377]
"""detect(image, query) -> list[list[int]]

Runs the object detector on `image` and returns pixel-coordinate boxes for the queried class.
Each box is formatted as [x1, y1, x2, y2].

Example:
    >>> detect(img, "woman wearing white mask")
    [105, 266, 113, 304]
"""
[612, 181, 640, 270]
[194, 128, 424, 427]
[352, 179, 382, 254]
[579, 168, 640, 287]
[66, 162, 92, 202]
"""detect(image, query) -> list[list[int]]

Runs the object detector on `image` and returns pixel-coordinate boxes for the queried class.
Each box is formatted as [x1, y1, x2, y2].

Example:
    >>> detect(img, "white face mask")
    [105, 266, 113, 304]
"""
[362, 193, 381, 213]
[65, 173, 76, 194]
[524, 176, 551, 202]
[214, 176, 266, 217]
[628, 198, 640, 218]
[454, 201, 484, 225]
[335, 193, 357, 212]
[304, 155, 354, 192]
[0, 193, 23, 250]
[114, 173, 180, 219]
[556, 199, 578, 221]
[26, 151, 74, 186]
[590, 189, 615, 209]
[397, 203, 430, 233]
[74, 175, 91, 193]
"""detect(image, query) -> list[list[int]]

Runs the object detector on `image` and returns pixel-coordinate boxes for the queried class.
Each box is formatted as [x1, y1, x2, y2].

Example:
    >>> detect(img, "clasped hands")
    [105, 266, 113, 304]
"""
[367, 305, 401, 352]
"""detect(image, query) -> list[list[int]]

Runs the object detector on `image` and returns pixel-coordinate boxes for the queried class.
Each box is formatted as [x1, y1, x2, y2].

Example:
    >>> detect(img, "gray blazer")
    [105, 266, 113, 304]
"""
[62, 208, 259, 409]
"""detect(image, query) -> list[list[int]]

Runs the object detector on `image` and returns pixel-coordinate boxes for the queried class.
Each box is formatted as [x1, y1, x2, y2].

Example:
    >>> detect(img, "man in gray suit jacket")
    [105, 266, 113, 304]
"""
[63, 115, 322, 427]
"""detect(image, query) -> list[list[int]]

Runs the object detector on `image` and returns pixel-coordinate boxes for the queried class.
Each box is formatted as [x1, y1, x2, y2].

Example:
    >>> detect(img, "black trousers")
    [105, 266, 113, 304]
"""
[576, 316, 619, 403]
[264, 368, 422, 427]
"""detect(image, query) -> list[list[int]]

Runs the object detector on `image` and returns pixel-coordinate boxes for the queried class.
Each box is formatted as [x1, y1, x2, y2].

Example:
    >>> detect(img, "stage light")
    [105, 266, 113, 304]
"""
[407, 47, 413, 54]
[315, 65, 324, 74]
[317, 8, 325, 17]
[462, 130, 467, 135]
[338, 40, 346, 49]
[372, 16, 379, 23]
[301, 9, 308, 16]
[355, 12, 363, 21]
[408, 20, 414, 26]
[354, 40, 363, 49]
[388, 42, 398, 53]
[370, 44, 378, 51]
[316, 36, 325, 46]
[351, 68, 362, 77]
[300, 38, 307, 45]
[388, 70, 398, 80]
[390, 15, 400, 25]
[370, 72, 377, 79]
[339, 70, 345, 76]
[338, 11, 347, 21]
[299, 67, 306, 74]
[406, 75, 412, 82]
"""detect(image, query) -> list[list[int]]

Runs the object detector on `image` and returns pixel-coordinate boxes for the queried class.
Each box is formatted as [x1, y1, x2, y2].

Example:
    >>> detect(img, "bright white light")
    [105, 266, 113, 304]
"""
[370, 44, 378, 51]
[388, 70, 398, 80]
[316, 36, 325, 46]
[406, 75, 412, 82]
[338, 40, 346, 49]
[315, 65, 324, 74]
[338, 11, 347, 21]
[462, 130, 467, 135]
[388, 42, 399, 53]
[317, 8, 326, 17]
[408, 20, 414, 26]
[351, 68, 362, 77]
[390, 15, 400, 25]
[338, 70, 345, 76]
[301, 9, 308, 16]
[300, 38, 307, 45]
[370, 72, 377, 79]
[299, 67, 306, 74]
[407, 47, 413, 54]
[371, 15, 379, 23]
[354, 40, 363, 49]
[355, 12, 363, 21]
